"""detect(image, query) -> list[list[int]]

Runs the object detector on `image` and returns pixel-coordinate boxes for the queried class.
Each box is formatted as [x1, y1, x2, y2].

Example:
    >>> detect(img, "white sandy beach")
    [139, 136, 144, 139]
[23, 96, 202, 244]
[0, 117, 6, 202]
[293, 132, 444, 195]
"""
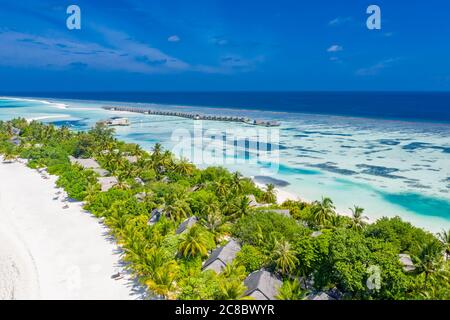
[0, 158, 145, 300]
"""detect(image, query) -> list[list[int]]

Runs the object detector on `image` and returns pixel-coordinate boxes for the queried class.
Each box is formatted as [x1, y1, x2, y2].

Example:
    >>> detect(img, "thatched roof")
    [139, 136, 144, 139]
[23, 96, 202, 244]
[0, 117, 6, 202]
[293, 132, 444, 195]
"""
[69, 156, 101, 169]
[262, 209, 291, 217]
[11, 127, 21, 135]
[9, 136, 21, 146]
[311, 231, 323, 238]
[125, 156, 138, 163]
[243, 270, 282, 300]
[93, 168, 109, 177]
[147, 208, 164, 225]
[202, 239, 241, 273]
[399, 254, 416, 272]
[98, 176, 118, 192]
[306, 292, 335, 300]
[247, 194, 258, 207]
[176, 216, 198, 234]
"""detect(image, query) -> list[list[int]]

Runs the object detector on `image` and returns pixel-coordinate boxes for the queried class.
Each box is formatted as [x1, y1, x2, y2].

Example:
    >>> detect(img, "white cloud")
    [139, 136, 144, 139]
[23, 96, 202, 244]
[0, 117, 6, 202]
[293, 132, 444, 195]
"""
[328, 17, 352, 26]
[168, 35, 180, 42]
[356, 58, 398, 76]
[327, 45, 343, 52]
[0, 29, 190, 74]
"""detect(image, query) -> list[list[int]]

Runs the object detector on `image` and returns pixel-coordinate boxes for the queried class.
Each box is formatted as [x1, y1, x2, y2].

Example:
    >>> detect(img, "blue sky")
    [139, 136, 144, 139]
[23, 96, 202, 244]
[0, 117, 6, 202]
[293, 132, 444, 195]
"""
[0, 0, 449, 91]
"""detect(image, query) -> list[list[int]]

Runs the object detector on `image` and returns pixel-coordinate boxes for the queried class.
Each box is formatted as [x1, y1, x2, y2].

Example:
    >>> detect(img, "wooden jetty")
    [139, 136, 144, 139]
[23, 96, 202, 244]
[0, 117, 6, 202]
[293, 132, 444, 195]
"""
[102, 106, 281, 127]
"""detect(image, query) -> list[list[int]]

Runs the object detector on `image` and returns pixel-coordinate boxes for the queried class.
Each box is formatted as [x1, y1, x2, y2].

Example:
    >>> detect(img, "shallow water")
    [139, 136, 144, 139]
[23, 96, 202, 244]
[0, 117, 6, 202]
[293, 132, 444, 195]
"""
[1, 96, 449, 232]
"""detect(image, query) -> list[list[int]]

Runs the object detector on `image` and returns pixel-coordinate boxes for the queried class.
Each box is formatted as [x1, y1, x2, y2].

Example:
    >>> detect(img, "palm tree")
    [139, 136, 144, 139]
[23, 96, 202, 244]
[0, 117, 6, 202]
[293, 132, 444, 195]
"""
[213, 178, 229, 197]
[152, 143, 163, 158]
[231, 171, 243, 194]
[262, 183, 277, 203]
[276, 279, 305, 300]
[175, 157, 194, 176]
[217, 279, 248, 300]
[311, 197, 336, 227]
[349, 205, 368, 231]
[232, 196, 251, 219]
[145, 260, 179, 299]
[272, 239, 299, 275]
[178, 226, 209, 258]
[414, 240, 444, 290]
[437, 229, 450, 260]
[2, 146, 17, 163]
[165, 198, 191, 222]
[221, 262, 246, 281]
[202, 210, 222, 233]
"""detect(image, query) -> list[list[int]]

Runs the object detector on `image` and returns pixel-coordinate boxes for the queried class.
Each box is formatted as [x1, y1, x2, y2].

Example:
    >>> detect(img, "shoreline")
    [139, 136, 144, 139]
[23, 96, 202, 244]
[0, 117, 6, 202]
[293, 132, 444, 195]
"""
[1, 96, 448, 233]
[0, 157, 145, 300]
[2, 95, 450, 127]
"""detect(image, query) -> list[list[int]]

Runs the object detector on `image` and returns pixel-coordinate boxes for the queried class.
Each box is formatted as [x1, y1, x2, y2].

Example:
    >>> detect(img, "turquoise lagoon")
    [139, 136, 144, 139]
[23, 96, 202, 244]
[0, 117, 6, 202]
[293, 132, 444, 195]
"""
[1, 96, 449, 232]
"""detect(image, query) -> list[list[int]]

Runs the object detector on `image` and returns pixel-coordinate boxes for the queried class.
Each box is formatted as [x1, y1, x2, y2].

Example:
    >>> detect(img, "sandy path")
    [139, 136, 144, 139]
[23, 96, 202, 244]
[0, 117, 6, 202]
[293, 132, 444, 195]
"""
[0, 159, 145, 300]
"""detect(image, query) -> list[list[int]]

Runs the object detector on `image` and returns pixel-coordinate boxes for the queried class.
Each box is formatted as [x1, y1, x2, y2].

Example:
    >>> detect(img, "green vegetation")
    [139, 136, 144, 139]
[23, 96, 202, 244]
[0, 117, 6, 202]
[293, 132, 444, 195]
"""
[1, 118, 449, 300]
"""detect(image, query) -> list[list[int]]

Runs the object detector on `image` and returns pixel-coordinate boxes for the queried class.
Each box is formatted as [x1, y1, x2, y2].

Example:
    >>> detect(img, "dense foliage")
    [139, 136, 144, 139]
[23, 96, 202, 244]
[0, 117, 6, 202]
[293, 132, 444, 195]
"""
[1, 118, 449, 300]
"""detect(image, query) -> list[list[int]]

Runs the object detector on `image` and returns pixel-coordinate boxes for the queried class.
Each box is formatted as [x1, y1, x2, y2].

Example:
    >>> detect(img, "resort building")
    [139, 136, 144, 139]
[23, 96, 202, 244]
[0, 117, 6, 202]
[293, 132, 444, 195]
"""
[176, 216, 198, 234]
[69, 156, 109, 176]
[11, 127, 21, 135]
[263, 209, 291, 218]
[311, 231, 323, 238]
[306, 291, 335, 300]
[242, 270, 282, 300]
[134, 192, 146, 202]
[399, 254, 416, 272]
[9, 136, 21, 146]
[101, 117, 130, 126]
[125, 155, 138, 163]
[202, 239, 241, 273]
[98, 176, 118, 192]
[247, 194, 259, 207]
[147, 208, 164, 225]
[69, 156, 100, 169]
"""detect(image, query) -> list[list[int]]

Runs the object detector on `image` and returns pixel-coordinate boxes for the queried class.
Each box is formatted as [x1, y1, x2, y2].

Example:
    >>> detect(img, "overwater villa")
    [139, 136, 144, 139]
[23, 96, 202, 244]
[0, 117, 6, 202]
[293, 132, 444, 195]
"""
[242, 270, 282, 300]
[202, 239, 241, 273]
[102, 106, 281, 127]
[98, 117, 130, 127]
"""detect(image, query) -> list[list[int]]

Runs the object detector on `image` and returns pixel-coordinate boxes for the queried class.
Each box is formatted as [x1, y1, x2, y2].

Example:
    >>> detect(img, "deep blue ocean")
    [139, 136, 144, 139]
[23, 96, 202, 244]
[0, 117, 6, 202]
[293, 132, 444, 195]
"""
[2, 92, 450, 123]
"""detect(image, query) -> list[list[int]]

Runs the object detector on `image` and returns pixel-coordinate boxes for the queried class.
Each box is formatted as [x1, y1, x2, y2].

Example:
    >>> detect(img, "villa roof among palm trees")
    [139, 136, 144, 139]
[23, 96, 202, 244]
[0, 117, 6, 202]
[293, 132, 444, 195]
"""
[202, 239, 241, 273]
[125, 155, 138, 163]
[11, 127, 21, 135]
[148, 208, 164, 225]
[399, 254, 416, 272]
[247, 194, 259, 207]
[93, 168, 110, 177]
[176, 216, 198, 234]
[263, 209, 291, 217]
[135, 177, 145, 185]
[9, 136, 21, 146]
[98, 176, 118, 192]
[134, 192, 146, 202]
[311, 231, 323, 237]
[306, 291, 335, 300]
[69, 156, 101, 169]
[243, 270, 282, 300]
